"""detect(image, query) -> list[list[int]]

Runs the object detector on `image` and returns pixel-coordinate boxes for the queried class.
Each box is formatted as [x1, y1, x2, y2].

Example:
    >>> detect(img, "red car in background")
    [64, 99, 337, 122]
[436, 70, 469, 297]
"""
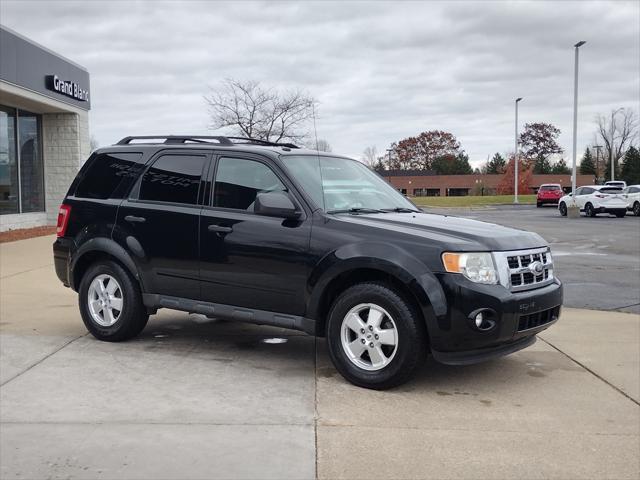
[537, 184, 564, 207]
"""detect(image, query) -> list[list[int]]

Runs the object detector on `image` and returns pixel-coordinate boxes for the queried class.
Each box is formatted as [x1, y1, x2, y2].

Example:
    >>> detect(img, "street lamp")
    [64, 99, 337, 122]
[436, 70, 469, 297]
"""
[386, 148, 394, 164]
[514, 97, 523, 204]
[571, 41, 586, 199]
[593, 144, 602, 183]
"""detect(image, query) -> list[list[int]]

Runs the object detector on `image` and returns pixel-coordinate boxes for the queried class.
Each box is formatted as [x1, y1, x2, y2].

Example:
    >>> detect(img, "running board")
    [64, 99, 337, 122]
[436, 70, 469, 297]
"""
[142, 294, 316, 335]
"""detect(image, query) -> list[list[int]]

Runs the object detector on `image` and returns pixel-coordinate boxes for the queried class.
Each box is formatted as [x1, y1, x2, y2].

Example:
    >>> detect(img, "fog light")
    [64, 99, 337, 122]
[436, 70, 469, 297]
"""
[468, 308, 497, 332]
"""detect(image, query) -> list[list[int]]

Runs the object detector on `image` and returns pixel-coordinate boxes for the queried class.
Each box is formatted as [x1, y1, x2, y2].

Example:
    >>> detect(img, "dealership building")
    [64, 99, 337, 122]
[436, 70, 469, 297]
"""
[0, 25, 90, 232]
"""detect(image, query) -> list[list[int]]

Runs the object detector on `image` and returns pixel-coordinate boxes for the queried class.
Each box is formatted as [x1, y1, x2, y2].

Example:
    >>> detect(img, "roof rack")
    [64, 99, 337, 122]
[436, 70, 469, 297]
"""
[115, 135, 299, 149]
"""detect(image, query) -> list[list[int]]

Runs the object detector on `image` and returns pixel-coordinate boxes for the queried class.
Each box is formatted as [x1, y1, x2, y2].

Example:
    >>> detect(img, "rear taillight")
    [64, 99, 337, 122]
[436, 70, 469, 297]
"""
[56, 204, 71, 237]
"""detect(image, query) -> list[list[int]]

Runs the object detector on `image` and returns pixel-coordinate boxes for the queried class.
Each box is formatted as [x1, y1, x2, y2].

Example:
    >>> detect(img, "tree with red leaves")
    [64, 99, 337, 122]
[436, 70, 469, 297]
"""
[496, 156, 534, 195]
[390, 130, 462, 171]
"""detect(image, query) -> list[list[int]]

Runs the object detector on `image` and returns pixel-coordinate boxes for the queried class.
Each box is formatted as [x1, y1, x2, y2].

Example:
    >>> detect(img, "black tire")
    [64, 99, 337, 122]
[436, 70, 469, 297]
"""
[536, 202, 542, 208]
[78, 260, 149, 342]
[326, 282, 427, 390]
[559, 202, 567, 216]
[614, 210, 626, 218]
[585, 203, 596, 217]
[634, 202, 640, 217]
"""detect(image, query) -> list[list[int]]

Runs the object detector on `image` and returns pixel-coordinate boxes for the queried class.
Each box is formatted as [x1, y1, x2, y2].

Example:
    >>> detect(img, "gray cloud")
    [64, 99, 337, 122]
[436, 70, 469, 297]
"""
[1, 0, 638, 166]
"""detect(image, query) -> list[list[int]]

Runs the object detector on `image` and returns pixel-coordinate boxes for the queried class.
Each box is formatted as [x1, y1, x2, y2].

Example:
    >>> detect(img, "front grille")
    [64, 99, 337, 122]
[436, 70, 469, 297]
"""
[494, 247, 554, 292]
[518, 306, 560, 332]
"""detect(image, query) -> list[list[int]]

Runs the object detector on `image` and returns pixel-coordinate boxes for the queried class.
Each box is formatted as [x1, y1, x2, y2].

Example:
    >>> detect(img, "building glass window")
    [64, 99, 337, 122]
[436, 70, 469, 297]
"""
[18, 111, 44, 212]
[0, 107, 18, 214]
[0, 106, 44, 215]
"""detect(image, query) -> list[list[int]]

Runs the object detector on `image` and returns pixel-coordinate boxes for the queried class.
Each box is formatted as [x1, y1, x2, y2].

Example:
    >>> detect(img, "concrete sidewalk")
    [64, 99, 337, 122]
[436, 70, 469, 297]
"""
[1, 235, 639, 479]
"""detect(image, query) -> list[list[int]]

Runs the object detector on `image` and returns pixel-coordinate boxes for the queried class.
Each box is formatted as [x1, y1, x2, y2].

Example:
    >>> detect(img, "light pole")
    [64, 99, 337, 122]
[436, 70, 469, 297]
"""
[514, 97, 523, 204]
[593, 144, 602, 183]
[571, 41, 586, 199]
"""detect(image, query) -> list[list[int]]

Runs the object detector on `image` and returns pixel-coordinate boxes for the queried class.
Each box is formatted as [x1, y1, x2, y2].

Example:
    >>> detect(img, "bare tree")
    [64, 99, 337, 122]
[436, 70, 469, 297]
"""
[595, 108, 638, 176]
[361, 146, 378, 166]
[314, 139, 332, 152]
[205, 79, 316, 143]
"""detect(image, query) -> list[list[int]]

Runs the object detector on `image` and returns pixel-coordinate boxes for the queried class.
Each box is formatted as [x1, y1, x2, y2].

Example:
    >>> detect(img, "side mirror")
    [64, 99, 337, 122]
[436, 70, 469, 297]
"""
[255, 191, 301, 219]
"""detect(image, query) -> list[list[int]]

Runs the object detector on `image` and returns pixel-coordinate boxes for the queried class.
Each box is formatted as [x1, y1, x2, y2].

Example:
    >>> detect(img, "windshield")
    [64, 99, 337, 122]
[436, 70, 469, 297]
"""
[280, 155, 418, 213]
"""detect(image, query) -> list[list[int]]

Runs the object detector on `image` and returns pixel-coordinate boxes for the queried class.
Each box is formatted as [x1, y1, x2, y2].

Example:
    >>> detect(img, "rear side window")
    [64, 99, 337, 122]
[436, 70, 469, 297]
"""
[139, 154, 207, 205]
[74, 152, 144, 199]
[213, 157, 285, 210]
[540, 185, 561, 191]
[600, 188, 622, 194]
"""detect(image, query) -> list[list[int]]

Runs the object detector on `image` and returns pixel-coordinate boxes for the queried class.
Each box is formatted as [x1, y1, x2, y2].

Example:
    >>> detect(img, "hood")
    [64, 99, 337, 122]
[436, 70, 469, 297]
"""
[333, 212, 547, 251]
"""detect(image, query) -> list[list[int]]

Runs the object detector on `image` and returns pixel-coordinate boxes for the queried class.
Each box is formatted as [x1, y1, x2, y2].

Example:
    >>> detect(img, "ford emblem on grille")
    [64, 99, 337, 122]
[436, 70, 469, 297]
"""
[529, 261, 544, 275]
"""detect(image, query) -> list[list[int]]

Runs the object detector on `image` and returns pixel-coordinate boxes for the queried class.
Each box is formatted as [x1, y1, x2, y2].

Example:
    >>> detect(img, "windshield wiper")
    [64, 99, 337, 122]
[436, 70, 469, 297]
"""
[327, 207, 386, 214]
[380, 207, 421, 213]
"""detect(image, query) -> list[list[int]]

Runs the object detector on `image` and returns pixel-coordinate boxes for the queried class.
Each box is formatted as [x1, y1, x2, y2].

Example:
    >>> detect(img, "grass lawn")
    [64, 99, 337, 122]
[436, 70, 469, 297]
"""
[411, 194, 536, 207]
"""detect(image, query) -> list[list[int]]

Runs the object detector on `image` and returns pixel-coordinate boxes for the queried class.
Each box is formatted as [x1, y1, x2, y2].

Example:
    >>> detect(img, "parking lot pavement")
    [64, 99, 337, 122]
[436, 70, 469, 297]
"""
[424, 205, 640, 314]
[1, 236, 315, 479]
[2, 233, 639, 480]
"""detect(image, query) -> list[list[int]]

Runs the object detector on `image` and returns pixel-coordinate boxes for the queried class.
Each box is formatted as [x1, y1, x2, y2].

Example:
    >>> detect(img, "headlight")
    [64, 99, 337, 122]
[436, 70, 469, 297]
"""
[442, 252, 498, 284]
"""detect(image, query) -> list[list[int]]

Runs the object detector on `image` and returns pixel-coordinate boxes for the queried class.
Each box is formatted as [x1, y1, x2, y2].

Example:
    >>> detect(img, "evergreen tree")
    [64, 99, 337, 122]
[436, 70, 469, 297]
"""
[485, 152, 506, 174]
[532, 155, 552, 174]
[620, 146, 640, 185]
[431, 152, 473, 175]
[579, 148, 596, 175]
[551, 158, 571, 175]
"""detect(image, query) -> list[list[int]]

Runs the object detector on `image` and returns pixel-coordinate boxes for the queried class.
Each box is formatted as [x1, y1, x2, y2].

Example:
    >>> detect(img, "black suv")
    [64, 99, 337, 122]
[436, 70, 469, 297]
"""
[53, 135, 562, 389]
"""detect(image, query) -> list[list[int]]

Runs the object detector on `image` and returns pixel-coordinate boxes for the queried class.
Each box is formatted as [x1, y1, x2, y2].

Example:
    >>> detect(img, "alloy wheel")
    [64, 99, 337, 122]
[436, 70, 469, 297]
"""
[340, 303, 398, 371]
[87, 274, 124, 327]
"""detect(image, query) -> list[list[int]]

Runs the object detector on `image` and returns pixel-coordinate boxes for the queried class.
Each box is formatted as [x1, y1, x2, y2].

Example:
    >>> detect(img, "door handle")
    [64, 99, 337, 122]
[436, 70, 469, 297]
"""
[208, 224, 233, 234]
[124, 215, 146, 223]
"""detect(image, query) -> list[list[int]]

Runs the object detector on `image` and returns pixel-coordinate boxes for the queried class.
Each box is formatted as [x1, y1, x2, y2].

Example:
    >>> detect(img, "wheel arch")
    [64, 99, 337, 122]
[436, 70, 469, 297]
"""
[307, 244, 446, 338]
[70, 238, 143, 292]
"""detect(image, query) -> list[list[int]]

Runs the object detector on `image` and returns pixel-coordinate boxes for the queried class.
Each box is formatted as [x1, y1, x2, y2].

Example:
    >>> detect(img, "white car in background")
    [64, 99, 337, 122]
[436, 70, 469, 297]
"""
[622, 185, 640, 216]
[558, 185, 628, 218]
[605, 180, 627, 189]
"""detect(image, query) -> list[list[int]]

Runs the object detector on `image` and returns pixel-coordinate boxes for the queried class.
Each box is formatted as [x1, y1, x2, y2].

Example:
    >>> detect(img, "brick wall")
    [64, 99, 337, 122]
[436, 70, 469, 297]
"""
[42, 111, 89, 223]
[381, 173, 595, 196]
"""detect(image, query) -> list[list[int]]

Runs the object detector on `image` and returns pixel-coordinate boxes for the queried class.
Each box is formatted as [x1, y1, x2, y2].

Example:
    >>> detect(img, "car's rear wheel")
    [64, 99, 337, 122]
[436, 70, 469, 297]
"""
[559, 202, 567, 216]
[326, 282, 427, 390]
[633, 202, 640, 217]
[585, 203, 596, 217]
[614, 210, 626, 218]
[79, 260, 148, 342]
[536, 201, 542, 208]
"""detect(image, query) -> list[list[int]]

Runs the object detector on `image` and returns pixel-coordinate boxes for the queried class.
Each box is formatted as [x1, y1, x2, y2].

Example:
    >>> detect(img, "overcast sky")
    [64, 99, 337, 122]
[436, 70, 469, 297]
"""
[1, 0, 638, 167]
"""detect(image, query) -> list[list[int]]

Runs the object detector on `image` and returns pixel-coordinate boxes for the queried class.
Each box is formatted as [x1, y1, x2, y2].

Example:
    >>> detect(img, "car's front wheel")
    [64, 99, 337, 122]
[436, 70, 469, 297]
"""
[559, 202, 567, 216]
[326, 282, 427, 390]
[79, 260, 149, 342]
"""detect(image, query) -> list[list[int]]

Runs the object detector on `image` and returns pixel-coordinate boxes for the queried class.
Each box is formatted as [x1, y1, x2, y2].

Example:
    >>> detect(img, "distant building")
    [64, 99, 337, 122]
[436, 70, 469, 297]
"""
[378, 170, 594, 196]
[0, 25, 90, 231]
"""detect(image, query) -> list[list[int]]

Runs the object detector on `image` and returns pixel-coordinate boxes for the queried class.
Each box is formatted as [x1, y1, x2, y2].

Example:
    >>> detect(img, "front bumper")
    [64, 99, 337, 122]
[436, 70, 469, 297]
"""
[429, 274, 562, 364]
